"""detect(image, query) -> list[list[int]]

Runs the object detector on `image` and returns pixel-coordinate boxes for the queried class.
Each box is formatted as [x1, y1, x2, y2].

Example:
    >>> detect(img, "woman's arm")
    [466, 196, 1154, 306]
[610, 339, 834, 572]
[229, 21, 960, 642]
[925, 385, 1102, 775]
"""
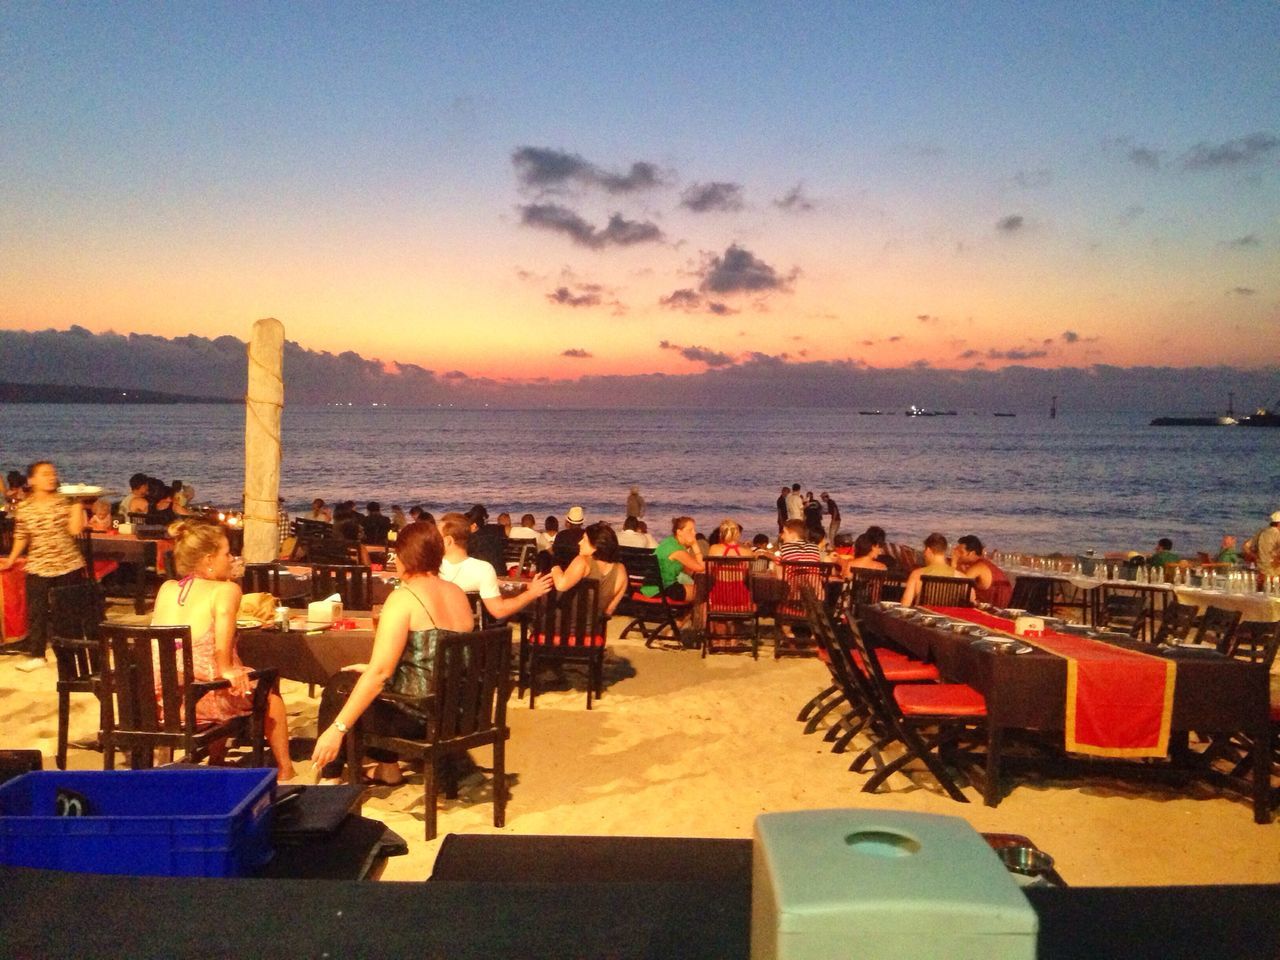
[604, 565, 627, 615]
[669, 547, 705, 575]
[310, 591, 413, 769]
[211, 582, 250, 694]
[549, 555, 589, 593]
[66, 499, 85, 536]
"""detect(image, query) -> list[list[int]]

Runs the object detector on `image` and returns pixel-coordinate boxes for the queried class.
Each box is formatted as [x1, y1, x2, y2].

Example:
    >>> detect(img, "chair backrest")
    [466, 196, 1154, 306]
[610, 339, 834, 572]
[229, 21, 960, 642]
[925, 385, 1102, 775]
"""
[617, 546, 661, 594]
[431, 626, 512, 741]
[97, 623, 196, 738]
[293, 517, 333, 540]
[847, 568, 890, 606]
[1008, 576, 1055, 615]
[778, 561, 834, 616]
[1100, 592, 1147, 637]
[917, 575, 974, 608]
[305, 537, 362, 565]
[704, 557, 755, 615]
[1223, 620, 1280, 668]
[1199, 605, 1243, 652]
[502, 539, 534, 577]
[310, 563, 374, 609]
[1152, 601, 1200, 645]
[242, 562, 283, 596]
[530, 580, 604, 646]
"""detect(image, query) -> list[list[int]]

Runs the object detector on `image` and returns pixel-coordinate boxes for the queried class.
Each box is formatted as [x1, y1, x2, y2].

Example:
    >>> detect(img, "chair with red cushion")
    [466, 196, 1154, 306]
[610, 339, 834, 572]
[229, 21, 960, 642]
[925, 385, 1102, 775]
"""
[615, 546, 693, 648]
[916, 575, 975, 608]
[520, 579, 606, 709]
[703, 556, 759, 659]
[773, 560, 836, 658]
[78, 531, 119, 585]
[801, 589, 986, 803]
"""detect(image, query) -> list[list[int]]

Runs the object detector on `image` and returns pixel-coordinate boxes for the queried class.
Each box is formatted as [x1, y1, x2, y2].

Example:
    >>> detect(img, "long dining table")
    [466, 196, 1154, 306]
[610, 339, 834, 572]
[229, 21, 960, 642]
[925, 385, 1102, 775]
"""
[859, 605, 1273, 822]
[238, 617, 376, 687]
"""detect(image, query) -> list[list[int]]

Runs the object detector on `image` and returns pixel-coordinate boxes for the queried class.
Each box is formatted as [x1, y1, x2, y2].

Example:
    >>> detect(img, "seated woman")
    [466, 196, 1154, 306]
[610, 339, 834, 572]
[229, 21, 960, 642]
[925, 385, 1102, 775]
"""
[311, 521, 474, 786]
[549, 521, 627, 616]
[308, 498, 333, 522]
[705, 520, 752, 627]
[847, 533, 888, 572]
[151, 518, 294, 781]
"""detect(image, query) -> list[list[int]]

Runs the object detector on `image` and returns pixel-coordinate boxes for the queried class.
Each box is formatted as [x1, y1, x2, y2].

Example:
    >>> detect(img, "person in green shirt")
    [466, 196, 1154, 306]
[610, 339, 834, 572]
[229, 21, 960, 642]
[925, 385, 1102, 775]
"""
[1215, 535, 1240, 565]
[1148, 537, 1180, 567]
[650, 516, 705, 601]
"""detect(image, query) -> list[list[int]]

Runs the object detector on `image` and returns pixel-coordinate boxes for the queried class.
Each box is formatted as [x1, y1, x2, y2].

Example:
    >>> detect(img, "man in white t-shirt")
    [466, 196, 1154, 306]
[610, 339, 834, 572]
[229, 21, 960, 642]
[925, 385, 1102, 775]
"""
[785, 483, 804, 522]
[438, 513, 551, 621]
[617, 514, 651, 550]
[508, 513, 550, 553]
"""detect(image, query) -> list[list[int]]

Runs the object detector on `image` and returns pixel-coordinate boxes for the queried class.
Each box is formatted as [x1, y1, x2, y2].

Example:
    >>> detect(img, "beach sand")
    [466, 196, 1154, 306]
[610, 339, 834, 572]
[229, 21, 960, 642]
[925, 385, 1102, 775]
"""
[3, 620, 1277, 886]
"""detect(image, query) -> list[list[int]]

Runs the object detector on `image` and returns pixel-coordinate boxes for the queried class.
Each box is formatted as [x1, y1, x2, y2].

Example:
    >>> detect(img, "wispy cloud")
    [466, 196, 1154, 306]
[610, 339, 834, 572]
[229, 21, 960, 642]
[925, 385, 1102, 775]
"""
[1183, 133, 1278, 171]
[658, 339, 734, 367]
[1062, 330, 1080, 343]
[1229, 286, 1257, 296]
[698, 244, 797, 295]
[546, 285, 602, 307]
[561, 347, 593, 358]
[519, 203, 664, 249]
[512, 146, 665, 194]
[774, 183, 816, 212]
[1128, 146, 1162, 171]
[1223, 233, 1261, 249]
[996, 214, 1025, 234]
[680, 181, 744, 213]
[916, 314, 941, 325]
[658, 288, 737, 315]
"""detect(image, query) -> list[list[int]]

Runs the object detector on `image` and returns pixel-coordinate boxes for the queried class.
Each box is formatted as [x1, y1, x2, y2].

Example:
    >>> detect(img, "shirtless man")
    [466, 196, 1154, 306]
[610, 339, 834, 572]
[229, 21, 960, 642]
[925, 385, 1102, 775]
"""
[900, 532, 970, 607]
[952, 534, 1011, 607]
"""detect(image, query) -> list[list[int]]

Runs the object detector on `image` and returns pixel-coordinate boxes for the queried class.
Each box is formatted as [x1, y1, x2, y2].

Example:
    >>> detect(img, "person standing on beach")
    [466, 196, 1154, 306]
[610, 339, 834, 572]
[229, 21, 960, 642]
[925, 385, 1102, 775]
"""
[785, 484, 804, 522]
[0, 461, 86, 671]
[626, 486, 645, 520]
[820, 492, 841, 543]
[775, 487, 788, 532]
[1244, 511, 1280, 576]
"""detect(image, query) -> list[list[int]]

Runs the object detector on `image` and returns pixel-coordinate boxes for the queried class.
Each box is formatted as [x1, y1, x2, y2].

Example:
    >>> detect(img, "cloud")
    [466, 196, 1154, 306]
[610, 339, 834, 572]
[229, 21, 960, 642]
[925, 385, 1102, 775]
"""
[916, 314, 940, 325]
[1128, 147, 1162, 171]
[511, 146, 664, 194]
[1013, 168, 1052, 188]
[1224, 234, 1261, 248]
[774, 184, 816, 212]
[561, 348, 593, 358]
[658, 287, 737, 315]
[546, 286, 602, 308]
[699, 243, 796, 295]
[1230, 286, 1256, 296]
[1062, 330, 1080, 343]
[985, 348, 1048, 361]
[1182, 133, 1278, 171]
[887, 335, 902, 343]
[1118, 204, 1145, 225]
[658, 339, 734, 367]
[680, 181, 744, 213]
[996, 214, 1025, 233]
[519, 203, 664, 249]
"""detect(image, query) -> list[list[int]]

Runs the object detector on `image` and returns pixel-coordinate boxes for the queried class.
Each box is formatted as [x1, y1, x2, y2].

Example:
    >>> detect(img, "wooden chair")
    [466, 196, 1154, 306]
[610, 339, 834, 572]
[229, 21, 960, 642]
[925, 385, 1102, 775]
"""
[615, 546, 691, 647]
[292, 517, 333, 540]
[1197, 605, 1242, 650]
[346, 626, 512, 840]
[48, 583, 106, 770]
[502, 539, 535, 579]
[1222, 620, 1280, 666]
[520, 580, 606, 709]
[1151, 601, 1200, 645]
[1007, 576, 1056, 615]
[773, 561, 835, 658]
[1098, 592, 1147, 638]
[916, 575, 975, 608]
[846, 569, 894, 607]
[303, 537, 363, 565]
[96, 624, 275, 770]
[702, 556, 759, 659]
[310, 563, 374, 610]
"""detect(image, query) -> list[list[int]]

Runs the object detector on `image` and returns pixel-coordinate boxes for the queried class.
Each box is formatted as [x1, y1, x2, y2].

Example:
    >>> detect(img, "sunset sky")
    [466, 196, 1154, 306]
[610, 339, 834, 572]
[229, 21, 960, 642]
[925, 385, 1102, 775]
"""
[2, 2, 1277, 382]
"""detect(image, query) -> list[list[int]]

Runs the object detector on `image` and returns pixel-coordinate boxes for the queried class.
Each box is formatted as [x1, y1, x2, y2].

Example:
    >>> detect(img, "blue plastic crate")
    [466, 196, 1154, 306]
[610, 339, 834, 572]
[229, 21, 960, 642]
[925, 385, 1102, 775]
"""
[0, 768, 275, 877]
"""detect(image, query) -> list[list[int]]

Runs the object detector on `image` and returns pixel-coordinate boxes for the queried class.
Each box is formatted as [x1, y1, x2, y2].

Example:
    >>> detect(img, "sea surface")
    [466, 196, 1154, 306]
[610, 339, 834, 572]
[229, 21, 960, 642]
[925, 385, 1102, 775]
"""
[2, 404, 1276, 556]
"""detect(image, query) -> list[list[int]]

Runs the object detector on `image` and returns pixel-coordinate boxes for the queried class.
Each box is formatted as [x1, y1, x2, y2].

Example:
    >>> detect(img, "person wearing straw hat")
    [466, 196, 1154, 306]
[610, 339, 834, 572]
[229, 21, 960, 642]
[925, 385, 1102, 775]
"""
[552, 505, 586, 568]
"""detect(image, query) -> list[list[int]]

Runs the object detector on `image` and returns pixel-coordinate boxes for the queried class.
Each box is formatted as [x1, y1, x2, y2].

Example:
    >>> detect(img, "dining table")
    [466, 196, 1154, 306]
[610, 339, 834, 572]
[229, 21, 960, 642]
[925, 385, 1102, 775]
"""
[91, 531, 174, 613]
[859, 605, 1273, 823]
[238, 614, 376, 687]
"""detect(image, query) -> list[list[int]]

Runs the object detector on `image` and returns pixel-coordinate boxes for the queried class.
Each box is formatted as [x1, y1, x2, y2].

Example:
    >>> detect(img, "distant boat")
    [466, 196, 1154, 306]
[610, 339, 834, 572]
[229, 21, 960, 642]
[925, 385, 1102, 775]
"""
[906, 405, 958, 417]
[1239, 405, 1280, 427]
[858, 410, 883, 415]
[993, 412, 1016, 417]
[1150, 415, 1237, 427]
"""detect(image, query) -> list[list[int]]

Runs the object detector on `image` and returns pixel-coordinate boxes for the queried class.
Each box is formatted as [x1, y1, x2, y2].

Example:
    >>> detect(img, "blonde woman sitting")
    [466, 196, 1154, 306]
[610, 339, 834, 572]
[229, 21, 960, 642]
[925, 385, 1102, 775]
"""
[151, 518, 295, 781]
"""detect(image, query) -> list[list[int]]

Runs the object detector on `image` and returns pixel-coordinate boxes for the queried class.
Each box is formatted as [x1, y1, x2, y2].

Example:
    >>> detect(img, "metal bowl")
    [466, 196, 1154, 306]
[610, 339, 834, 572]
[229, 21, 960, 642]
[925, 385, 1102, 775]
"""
[996, 844, 1055, 876]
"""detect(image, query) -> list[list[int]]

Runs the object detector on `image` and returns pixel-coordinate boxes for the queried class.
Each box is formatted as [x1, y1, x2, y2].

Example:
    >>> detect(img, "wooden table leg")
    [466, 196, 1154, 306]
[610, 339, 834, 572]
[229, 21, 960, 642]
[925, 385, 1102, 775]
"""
[984, 719, 1003, 807]
[1253, 722, 1272, 825]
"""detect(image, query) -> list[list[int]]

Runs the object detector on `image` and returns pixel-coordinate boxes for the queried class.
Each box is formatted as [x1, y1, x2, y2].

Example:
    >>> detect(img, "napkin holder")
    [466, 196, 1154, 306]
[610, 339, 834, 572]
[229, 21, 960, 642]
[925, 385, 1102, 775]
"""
[1013, 616, 1045, 638]
[751, 809, 1037, 960]
[117, 522, 134, 536]
[307, 595, 343, 625]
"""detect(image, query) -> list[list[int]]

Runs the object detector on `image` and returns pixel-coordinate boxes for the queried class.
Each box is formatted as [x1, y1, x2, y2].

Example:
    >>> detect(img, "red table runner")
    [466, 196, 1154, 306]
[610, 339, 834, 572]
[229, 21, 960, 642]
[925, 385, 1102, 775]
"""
[929, 607, 1177, 758]
[1, 560, 27, 643]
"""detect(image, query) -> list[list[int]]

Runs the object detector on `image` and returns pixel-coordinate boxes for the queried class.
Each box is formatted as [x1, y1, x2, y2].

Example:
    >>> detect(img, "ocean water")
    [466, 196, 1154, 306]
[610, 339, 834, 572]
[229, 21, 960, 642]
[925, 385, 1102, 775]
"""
[2, 403, 1276, 556]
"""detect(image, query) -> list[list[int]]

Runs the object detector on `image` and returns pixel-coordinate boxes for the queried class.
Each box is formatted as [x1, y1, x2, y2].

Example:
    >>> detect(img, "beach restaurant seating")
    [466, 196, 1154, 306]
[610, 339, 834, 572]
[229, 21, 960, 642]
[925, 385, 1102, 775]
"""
[1008, 575, 1056, 616]
[1151, 601, 1200, 645]
[773, 560, 835, 658]
[349, 625, 511, 840]
[76, 530, 118, 585]
[702, 556, 759, 659]
[916, 575, 975, 608]
[309, 563, 374, 610]
[96, 623, 275, 770]
[520, 580, 606, 709]
[48, 582, 106, 770]
[615, 546, 692, 647]
[1197, 605, 1242, 650]
[1097, 592, 1147, 638]
[502, 539, 536, 579]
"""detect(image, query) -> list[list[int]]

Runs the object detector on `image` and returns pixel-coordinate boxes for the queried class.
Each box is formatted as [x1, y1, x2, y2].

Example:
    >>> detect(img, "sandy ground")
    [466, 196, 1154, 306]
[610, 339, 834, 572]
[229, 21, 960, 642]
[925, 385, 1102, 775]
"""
[3, 619, 1277, 887]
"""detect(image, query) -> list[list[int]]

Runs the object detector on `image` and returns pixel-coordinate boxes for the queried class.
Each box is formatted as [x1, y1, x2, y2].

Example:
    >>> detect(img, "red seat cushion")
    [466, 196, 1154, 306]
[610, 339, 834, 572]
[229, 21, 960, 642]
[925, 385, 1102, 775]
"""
[627, 591, 691, 608]
[1269, 701, 1279, 723]
[531, 633, 606, 648]
[853, 649, 940, 682]
[93, 560, 119, 580]
[895, 683, 987, 717]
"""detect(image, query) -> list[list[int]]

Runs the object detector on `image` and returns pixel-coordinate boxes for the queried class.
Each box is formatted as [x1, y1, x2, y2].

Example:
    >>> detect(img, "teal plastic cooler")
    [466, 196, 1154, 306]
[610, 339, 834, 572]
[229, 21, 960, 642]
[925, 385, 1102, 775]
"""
[751, 809, 1037, 960]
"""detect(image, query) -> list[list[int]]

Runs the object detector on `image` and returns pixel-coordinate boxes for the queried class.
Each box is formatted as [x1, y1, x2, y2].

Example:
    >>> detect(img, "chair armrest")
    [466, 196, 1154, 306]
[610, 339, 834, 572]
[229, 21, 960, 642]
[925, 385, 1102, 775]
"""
[51, 637, 98, 652]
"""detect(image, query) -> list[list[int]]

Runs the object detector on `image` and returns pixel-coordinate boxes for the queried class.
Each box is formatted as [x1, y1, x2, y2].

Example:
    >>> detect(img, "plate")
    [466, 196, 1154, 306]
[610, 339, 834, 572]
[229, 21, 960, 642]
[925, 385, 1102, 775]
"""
[236, 618, 263, 629]
[58, 484, 102, 497]
[973, 637, 1033, 655]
